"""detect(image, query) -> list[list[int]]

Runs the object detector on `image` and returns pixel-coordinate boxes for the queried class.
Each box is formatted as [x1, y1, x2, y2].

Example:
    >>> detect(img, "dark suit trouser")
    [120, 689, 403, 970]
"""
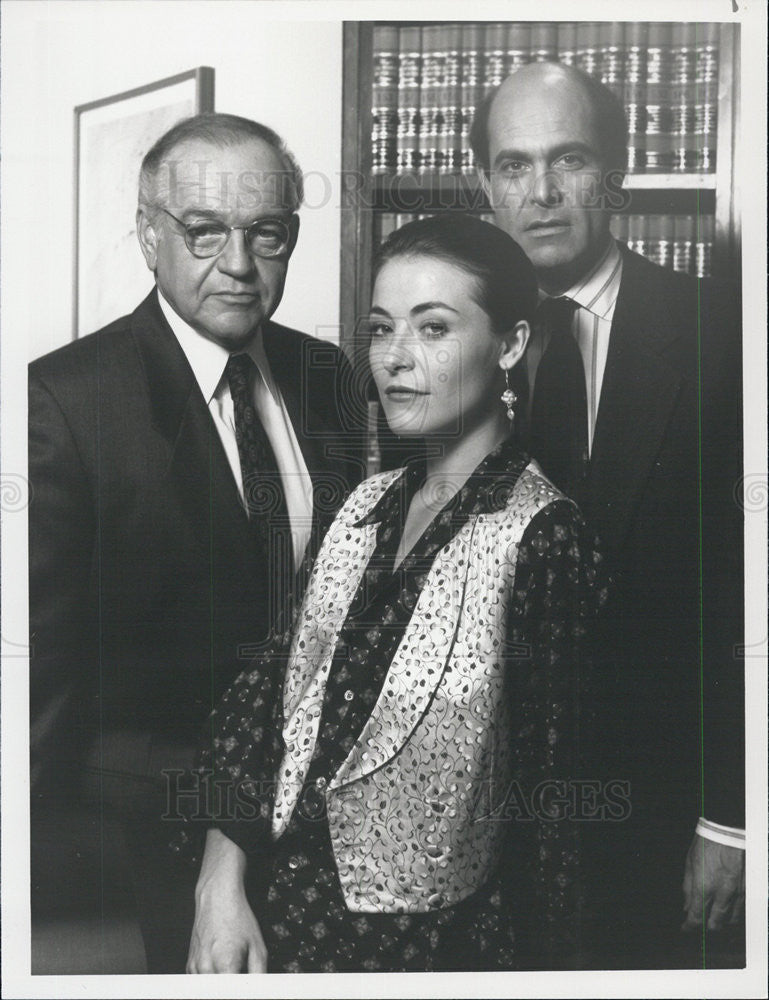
[86, 737, 202, 974]
[32, 740, 202, 975]
[122, 790, 199, 973]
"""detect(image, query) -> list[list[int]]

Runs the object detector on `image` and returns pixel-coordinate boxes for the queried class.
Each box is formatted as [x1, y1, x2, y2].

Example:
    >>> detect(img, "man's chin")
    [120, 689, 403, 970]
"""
[524, 244, 592, 294]
[521, 239, 576, 273]
[200, 323, 262, 351]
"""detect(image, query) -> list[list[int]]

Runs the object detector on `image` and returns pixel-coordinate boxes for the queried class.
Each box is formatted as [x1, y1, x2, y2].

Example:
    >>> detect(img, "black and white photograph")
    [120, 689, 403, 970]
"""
[1, 1, 766, 997]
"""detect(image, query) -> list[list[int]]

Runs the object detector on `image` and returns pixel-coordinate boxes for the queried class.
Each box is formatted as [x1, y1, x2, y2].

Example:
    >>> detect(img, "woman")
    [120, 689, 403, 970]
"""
[188, 214, 608, 973]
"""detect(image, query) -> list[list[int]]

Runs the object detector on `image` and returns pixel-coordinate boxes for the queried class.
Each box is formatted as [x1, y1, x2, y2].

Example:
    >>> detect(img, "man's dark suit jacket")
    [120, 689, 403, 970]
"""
[570, 247, 744, 958]
[29, 288, 363, 971]
[29, 287, 362, 802]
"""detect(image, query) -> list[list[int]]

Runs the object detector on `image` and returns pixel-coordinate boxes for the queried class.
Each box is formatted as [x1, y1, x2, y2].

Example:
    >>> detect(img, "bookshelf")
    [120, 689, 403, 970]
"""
[340, 20, 740, 357]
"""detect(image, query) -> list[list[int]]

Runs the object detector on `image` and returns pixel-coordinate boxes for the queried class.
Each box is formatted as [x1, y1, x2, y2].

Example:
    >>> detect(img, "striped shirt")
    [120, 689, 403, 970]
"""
[526, 239, 624, 456]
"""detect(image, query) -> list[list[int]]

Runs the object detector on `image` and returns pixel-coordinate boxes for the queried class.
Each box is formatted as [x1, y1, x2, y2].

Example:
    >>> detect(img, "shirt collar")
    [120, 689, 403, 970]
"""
[157, 288, 279, 405]
[541, 238, 623, 320]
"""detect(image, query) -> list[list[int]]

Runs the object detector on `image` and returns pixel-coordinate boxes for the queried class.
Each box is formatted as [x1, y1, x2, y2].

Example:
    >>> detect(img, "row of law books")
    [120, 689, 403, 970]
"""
[611, 213, 713, 277]
[376, 211, 714, 279]
[372, 21, 720, 178]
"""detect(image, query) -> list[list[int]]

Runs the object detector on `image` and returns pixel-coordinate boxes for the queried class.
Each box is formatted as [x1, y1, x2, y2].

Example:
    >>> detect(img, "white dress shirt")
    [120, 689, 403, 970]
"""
[157, 290, 313, 573]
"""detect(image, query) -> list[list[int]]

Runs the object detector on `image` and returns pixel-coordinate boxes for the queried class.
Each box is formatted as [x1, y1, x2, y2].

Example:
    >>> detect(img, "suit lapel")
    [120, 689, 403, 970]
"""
[262, 323, 324, 479]
[586, 251, 685, 555]
[130, 290, 247, 536]
[263, 323, 348, 560]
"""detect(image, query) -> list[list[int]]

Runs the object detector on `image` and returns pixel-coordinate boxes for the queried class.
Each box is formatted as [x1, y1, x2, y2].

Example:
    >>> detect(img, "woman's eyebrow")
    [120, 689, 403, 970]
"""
[410, 301, 460, 316]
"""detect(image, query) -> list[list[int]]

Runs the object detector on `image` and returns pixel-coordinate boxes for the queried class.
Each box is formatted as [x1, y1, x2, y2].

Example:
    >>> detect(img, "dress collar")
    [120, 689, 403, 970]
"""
[355, 436, 529, 530]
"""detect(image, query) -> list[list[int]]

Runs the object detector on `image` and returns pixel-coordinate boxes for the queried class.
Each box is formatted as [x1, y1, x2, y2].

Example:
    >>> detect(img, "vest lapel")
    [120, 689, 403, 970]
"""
[272, 518, 380, 836]
[331, 523, 473, 790]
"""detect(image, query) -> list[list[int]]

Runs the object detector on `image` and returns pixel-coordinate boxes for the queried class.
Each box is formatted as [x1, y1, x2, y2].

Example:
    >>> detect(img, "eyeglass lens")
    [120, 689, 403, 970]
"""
[185, 219, 289, 258]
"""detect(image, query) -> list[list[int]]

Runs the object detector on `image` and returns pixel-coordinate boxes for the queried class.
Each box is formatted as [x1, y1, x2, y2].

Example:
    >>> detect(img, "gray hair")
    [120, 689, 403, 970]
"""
[138, 112, 304, 213]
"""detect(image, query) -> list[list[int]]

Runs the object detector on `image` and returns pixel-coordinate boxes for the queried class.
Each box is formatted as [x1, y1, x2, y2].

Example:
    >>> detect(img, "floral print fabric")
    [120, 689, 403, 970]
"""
[200, 439, 608, 971]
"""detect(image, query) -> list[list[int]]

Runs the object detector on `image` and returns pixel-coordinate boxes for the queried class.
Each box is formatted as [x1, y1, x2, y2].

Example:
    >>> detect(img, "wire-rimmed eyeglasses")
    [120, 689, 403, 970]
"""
[160, 208, 292, 259]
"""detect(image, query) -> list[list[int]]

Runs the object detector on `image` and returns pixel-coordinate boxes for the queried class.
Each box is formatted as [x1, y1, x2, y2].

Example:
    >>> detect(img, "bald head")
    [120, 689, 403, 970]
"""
[471, 62, 628, 177]
[474, 62, 627, 293]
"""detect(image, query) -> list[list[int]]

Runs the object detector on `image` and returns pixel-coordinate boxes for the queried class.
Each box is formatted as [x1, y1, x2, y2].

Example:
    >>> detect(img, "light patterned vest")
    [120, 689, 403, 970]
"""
[272, 461, 567, 912]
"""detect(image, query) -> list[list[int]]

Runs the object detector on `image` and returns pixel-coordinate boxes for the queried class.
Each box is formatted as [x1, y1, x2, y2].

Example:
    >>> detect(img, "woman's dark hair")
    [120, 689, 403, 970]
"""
[372, 213, 538, 334]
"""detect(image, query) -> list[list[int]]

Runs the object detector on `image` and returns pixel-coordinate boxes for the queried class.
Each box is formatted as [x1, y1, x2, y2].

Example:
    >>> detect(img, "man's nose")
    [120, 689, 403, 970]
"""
[217, 229, 256, 277]
[530, 168, 563, 208]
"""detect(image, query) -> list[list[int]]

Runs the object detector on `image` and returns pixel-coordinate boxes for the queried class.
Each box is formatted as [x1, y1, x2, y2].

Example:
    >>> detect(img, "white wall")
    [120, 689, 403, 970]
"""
[1, 1, 344, 361]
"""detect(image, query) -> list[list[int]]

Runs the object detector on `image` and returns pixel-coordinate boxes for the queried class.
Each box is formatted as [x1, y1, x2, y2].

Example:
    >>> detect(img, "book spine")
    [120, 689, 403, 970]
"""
[645, 214, 674, 269]
[460, 23, 483, 175]
[695, 22, 719, 173]
[695, 213, 714, 278]
[377, 212, 399, 244]
[610, 213, 629, 245]
[396, 26, 421, 175]
[557, 22, 578, 66]
[627, 214, 647, 258]
[529, 22, 556, 63]
[505, 22, 531, 74]
[371, 26, 399, 176]
[645, 23, 674, 173]
[624, 22, 648, 174]
[418, 25, 442, 178]
[395, 211, 417, 230]
[670, 23, 698, 173]
[576, 21, 600, 77]
[440, 25, 462, 176]
[599, 22, 625, 99]
[659, 214, 674, 270]
[482, 22, 507, 94]
[673, 214, 695, 274]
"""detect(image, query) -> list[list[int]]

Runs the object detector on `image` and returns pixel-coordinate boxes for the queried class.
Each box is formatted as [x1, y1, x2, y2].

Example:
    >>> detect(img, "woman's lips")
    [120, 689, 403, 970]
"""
[384, 386, 428, 400]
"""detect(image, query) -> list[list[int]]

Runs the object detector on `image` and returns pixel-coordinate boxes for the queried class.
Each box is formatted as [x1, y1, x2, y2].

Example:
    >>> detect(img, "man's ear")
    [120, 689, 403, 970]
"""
[136, 206, 159, 271]
[285, 213, 300, 260]
[498, 319, 530, 371]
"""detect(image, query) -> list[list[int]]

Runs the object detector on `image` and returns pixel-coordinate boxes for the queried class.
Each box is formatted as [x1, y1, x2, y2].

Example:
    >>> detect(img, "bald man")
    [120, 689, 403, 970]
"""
[29, 113, 360, 972]
[471, 63, 744, 967]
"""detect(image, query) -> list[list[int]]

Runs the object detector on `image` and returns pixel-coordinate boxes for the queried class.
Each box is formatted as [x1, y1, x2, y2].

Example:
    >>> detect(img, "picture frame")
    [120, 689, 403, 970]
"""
[74, 66, 215, 338]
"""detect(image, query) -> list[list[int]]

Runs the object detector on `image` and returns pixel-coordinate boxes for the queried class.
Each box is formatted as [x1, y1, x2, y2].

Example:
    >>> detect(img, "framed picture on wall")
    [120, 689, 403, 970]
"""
[74, 66, 215, 338]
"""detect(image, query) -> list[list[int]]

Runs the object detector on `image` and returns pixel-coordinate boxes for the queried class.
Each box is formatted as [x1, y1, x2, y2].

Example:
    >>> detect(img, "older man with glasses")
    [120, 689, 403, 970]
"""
[29, 112, 361, 973]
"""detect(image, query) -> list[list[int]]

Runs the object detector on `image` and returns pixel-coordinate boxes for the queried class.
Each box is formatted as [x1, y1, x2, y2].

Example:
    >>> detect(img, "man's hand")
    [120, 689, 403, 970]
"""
[187, 829, 268, 973]
[681, 832, 745, 931]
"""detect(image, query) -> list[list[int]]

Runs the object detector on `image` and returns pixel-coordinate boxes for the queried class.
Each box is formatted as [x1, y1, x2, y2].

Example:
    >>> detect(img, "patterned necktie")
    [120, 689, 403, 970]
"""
[224, 353, 291, 568]
[529, 296, 588, 494]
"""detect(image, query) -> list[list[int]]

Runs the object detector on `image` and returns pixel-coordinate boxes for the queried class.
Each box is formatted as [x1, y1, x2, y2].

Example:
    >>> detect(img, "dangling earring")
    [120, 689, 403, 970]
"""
[500, 369, 517, 423]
